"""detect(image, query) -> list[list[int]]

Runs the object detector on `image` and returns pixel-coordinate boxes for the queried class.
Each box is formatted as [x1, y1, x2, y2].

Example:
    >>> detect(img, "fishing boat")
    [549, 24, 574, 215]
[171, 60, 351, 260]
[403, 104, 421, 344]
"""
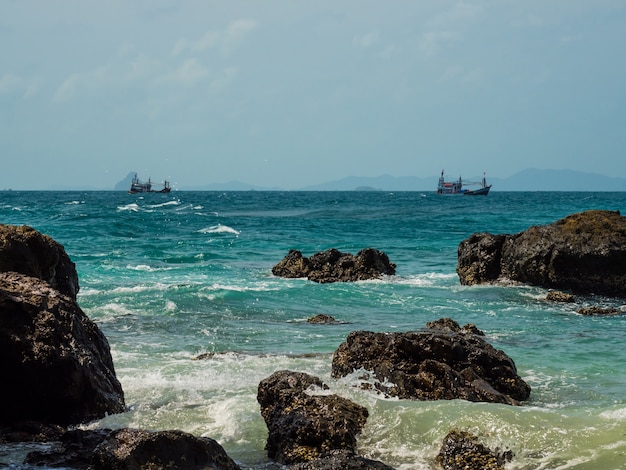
[436, 170, 491, 195]
[128, 173, 171, 193]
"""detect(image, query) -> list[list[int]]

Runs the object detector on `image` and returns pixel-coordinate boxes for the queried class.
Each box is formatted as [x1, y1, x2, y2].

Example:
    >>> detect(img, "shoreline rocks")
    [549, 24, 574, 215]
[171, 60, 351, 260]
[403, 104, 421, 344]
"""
[0, 271, 125, 426]
[331, 319, 531, 405]
[457, 210, 626, 297]
[272, 248, 396, 283]
[257, 370, 372, 465]
[0, 224, 80, 299]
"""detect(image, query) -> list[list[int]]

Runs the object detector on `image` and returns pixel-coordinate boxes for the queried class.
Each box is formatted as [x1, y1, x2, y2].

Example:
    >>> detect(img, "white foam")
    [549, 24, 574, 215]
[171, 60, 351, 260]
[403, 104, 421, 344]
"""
[148, 200, 180, 208]
[198, 224, 240, 235]
[599, 407, 626, 421]
[117, 203, 140, 212]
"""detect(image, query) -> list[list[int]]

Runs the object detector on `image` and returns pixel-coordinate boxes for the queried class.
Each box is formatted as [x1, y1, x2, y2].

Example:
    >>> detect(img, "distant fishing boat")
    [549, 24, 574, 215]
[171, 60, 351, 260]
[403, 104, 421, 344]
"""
[128, 173, 171, 194]
[436, 170, 491, 195]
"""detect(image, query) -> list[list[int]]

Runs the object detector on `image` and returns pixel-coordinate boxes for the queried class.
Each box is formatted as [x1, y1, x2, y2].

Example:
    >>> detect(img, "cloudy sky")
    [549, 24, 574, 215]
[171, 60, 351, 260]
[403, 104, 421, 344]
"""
[1, 1, 625, 190]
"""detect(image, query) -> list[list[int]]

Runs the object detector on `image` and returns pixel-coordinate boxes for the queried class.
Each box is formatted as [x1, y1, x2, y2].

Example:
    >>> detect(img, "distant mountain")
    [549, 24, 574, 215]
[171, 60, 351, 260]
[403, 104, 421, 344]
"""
[115, 169, 626, 192]
[494, 168, 626, 191]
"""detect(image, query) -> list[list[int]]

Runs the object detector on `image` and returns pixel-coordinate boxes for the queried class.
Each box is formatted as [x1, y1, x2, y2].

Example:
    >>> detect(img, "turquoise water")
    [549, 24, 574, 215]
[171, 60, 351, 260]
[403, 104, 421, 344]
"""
[1, 190, 626, 469]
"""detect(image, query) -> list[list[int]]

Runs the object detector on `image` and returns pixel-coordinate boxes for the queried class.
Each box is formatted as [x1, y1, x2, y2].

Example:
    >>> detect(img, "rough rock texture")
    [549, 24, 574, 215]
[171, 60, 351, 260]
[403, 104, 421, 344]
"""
[257, 370, 369, 465]
[0, 224, 79, 299]
[578, 306, 621, 316]
[288, 449, 395, 469]
[0, 271, 125, 426]
[457, 210, 626, 297]
[546, 291, 575, 303]
[24, 429, 113, 469]
[272, 248, 396, 283]
[436, 430, 512, 470]
[92, 429, 240, 470]
[331, 319, 530, 405]
[307, 314, 340, 324]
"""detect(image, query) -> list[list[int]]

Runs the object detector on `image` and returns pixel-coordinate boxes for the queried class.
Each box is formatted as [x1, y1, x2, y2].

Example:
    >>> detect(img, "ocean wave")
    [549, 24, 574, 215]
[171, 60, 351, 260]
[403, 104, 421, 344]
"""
[147, 200, 180, 208]
[117, 203, 141, 212]
[198, 224, 240, 235]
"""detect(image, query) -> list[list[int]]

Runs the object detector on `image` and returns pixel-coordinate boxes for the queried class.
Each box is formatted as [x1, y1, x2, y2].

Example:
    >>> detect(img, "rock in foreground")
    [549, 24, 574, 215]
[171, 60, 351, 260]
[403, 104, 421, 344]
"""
[92, 429, 240, 470]
[272, 248, 396, 283]
[0, 224, 80, 299]
[0, 272, 125, 426]
[331, 319, 530, 405]
[457, 210, 626, 297]
[436, 430, 512, 470]
[257, 370, 370, 465]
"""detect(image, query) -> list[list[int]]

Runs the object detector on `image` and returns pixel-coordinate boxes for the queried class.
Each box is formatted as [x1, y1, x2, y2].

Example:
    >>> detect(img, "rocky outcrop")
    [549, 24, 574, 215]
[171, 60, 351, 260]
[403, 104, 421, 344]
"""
[578, 306, 621, 316]
[331, 319, 530, 405]
[457, 210, 626, 297]
[92, 429, 240, 470]
[436, 430, 512, 470]
[307, 314, 340, 324]
[272, 248, 396, 283]
[288, 449, 395, 469]
[257, 370, 370, 465]
[23, 428, 240, 470]
[0, 271, 125, 426]
[0, 224, 79, 299]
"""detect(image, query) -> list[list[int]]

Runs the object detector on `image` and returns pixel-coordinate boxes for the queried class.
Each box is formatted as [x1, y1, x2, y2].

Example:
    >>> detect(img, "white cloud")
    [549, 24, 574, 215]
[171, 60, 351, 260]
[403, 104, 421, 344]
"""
[172, 18, 257, 56]
[0, 73, 39, 98]
[353, 31, 379, 48]
[162, 58, 209, 86]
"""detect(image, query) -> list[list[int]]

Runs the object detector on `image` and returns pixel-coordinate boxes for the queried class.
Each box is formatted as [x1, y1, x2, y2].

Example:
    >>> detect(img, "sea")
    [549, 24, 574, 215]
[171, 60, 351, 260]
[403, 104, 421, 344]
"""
[1, 190, 625, 469]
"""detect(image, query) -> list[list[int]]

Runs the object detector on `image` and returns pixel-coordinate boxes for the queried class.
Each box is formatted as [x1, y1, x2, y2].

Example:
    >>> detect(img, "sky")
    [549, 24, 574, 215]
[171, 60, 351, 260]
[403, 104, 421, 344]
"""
[1, 1, 625, 190]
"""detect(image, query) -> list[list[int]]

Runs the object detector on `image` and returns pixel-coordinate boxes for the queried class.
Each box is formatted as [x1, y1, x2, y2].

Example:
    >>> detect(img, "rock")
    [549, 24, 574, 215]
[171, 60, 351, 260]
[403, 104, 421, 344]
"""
[457, 210, 626, 297]
[578, 306, 621, 316]
[24, 428, 112, 469]
[426, 317, 485, 336]
[0, 224, 79, 300]
[257, 370, 369, 465]
[288, 449, 395, 469]
[546, 291, 575, 303]
[91, 428, 240, 470]
[307, 314, 339, 324]
[0, 271, 125, 426]
[436, 430, 512, 470]
[331, 319, 530, 405]
[272, 248, 396, 283]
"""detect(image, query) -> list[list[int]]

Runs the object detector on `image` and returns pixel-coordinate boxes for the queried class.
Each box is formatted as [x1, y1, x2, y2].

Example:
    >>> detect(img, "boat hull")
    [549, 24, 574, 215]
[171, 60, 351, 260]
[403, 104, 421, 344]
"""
[463, 185, 491, 196]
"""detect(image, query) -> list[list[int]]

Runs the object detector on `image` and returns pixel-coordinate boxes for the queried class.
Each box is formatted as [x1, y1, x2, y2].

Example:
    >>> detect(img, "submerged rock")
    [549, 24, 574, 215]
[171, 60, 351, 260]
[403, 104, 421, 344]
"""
[272, 248, 396, 283]
[436, 430, 513, 470]
[257, 370, 369, 465]
[331, 319, 530, 405]
[0, 224, 79, 299]
[457, 210, 626, 297]
[577, 306, 621, 316]
[307, 314, 340, 324]
[546, 291, 576, 303]
[0, 271, 125, 426]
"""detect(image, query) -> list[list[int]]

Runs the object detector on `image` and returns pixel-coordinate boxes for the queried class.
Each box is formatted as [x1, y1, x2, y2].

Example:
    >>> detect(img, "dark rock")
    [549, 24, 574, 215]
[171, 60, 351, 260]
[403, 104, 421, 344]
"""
[0, 224, 79, 299]
[436, 430, 512, 470]
[457, 210, 626, 297]
[426, 317, 485, 336]
[288, 449, 395, 469]
[546, 291, 576, 303]
[0, 271, 125, 426]
[272, 248, 396, 283]
[307, 314, 339, 324]
[331, 319, 530, 405]
[257, 370, 369, 464]
[24, 428, 112, 469]
[91, 428, 240, 470]
[578, 306, 621, 316]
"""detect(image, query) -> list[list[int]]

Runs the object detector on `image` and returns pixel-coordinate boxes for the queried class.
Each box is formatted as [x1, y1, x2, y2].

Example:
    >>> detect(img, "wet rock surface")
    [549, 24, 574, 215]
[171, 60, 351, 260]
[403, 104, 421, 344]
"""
[0, 271, 125, 426]
[457, 210, 626, 297]
[272, 248, 396, 283]
[331, 319, 530, 405]
[436, 430, 512, 470]
[22, 428, 240, 470]
[287, 449, 395, 469]
[257, 370, 370, 465]
[0, 224, 79, 299]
